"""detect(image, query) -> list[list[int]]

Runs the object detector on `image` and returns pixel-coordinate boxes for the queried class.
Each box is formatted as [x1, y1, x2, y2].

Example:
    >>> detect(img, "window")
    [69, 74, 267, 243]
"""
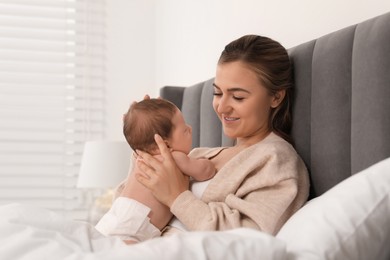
[0, 0, 106, 220]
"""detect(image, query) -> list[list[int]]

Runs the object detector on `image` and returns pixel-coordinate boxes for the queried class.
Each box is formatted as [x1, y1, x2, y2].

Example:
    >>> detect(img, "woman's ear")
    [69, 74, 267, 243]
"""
[271, 90, 286, 108]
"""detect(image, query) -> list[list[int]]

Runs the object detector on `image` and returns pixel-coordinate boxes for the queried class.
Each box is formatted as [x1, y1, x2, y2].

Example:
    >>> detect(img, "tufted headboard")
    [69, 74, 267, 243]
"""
[160, 11, 390, 198]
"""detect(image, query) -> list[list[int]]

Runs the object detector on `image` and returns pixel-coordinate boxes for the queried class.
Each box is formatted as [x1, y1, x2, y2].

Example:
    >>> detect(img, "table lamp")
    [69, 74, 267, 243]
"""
[77, 140, 132, 223]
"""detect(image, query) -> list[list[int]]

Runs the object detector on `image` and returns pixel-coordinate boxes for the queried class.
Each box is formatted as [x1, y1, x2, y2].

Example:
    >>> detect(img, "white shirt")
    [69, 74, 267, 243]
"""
[168, 179, 211, 231]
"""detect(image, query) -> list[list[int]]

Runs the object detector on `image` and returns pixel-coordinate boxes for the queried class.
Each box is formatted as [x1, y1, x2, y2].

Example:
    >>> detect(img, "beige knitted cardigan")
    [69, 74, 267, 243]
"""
[169, 132, 310, 235]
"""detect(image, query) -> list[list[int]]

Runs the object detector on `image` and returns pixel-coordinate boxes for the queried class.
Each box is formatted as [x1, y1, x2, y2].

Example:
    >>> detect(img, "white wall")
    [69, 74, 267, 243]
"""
[154, 0, 390, 87]
[106, 0, 390, 140]
[105, 0, 156, 141]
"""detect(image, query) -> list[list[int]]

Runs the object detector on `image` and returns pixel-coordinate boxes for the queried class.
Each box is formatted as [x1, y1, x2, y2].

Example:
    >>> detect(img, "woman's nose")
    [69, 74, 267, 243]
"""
[216, 97, 230, 113]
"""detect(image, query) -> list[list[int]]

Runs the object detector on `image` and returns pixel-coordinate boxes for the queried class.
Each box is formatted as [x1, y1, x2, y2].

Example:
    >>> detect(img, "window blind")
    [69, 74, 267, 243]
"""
[0, 0, 106, 220]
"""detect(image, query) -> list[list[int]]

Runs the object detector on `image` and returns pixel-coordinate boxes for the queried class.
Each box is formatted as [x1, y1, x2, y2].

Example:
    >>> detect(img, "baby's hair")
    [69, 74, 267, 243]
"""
[123, 98, 178, 153]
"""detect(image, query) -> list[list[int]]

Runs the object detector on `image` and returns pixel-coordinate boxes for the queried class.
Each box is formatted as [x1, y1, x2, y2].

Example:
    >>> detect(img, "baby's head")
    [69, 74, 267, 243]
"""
[123, 98, 192, 154]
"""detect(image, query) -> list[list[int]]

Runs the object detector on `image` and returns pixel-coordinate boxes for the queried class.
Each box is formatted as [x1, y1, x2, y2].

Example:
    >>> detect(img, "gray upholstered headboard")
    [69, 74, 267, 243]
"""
[160, 11, 390, 198]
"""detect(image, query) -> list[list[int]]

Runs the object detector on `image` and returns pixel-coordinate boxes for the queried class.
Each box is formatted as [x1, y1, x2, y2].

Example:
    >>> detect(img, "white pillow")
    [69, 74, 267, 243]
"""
[276, 157, 390, 260]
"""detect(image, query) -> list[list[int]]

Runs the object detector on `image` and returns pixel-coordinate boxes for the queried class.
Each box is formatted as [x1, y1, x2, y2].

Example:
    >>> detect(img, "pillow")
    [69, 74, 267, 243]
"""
[276, 157, 390, 260]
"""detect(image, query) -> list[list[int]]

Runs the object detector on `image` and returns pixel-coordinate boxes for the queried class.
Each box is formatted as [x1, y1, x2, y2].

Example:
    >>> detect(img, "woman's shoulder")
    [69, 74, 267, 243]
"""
[251, 132, 307, 170]
[242, 133, 307, 181]
[257, 132, 308, 176]
[253, 132, 298, 156]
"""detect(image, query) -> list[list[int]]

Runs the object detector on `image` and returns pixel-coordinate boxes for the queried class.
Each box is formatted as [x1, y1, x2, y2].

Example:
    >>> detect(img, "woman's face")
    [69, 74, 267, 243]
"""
[213, 61, 281, 142]
[168, 108, 193, 154]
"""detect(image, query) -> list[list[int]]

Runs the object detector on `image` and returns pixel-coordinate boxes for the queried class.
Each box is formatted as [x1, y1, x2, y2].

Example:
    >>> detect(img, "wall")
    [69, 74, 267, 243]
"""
[154, 0, 390, 87]
[105, 0, 156, 141]
[106, 0, 390, 140]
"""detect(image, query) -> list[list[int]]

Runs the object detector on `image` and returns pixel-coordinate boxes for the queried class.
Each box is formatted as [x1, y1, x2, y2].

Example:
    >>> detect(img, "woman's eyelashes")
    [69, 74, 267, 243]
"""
[233, 96, 245, 101]
[213, 92, 245, 101]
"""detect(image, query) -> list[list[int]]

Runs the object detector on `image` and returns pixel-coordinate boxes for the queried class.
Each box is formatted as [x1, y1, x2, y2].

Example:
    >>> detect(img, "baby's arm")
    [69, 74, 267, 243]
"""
[171, 151, 216, 181]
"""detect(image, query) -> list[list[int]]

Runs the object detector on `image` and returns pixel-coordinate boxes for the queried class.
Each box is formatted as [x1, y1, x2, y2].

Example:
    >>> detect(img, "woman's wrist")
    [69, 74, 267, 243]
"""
[169, 190, 192, 210]
[167, 189, 187, 208]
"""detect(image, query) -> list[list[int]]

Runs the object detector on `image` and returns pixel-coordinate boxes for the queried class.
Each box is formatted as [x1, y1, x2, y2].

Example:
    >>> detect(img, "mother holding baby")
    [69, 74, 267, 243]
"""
[97, 34, 310, 241]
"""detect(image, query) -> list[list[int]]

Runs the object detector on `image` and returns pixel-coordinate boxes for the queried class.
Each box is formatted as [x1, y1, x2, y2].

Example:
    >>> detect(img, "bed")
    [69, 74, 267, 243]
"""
[1, 11, 389, 260]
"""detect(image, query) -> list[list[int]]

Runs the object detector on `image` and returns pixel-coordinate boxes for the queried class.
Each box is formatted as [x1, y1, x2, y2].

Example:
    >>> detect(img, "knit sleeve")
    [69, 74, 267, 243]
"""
[170, 140, 310, 235]
[170, 190, 244, 230]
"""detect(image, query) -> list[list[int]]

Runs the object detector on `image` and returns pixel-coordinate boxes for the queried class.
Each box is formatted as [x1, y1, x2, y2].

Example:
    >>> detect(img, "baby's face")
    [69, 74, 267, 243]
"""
[168, 108, 192, 154]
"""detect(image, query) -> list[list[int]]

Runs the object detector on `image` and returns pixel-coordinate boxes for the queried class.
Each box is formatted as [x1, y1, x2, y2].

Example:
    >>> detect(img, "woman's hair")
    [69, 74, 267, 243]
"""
[218, 35, 294, 144]
[123, 98, 178, 153]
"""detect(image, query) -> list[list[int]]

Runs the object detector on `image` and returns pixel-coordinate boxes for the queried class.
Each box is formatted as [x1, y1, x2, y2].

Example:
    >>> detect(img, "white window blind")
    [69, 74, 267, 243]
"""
[0, 0, 106, 219]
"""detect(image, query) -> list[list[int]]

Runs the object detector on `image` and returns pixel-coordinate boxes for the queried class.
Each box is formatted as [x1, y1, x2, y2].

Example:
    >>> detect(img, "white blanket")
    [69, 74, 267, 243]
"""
[0, 204, 286, 260]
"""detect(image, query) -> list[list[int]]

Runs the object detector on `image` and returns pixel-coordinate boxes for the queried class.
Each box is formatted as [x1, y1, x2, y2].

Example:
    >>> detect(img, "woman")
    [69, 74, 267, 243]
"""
[97, 35, 310, 240]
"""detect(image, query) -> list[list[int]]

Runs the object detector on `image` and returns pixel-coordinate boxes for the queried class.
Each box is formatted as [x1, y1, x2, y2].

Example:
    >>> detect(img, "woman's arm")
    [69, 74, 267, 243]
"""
[170, 178, 300, 234]
[169, 146, 310, 235]
[171, 151, 216, 181]
[136, 134, 310, 235]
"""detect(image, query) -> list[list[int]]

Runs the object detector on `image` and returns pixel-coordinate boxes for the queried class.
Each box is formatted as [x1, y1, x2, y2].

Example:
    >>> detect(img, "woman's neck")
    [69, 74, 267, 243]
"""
[235, 130, 271, 148]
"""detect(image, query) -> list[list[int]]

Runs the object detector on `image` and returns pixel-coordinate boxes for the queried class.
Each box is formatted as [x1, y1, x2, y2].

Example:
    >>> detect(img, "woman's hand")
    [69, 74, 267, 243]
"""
[135, 134, 190, 207]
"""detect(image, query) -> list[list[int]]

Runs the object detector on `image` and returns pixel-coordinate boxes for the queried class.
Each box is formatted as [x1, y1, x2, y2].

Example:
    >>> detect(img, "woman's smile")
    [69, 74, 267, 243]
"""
[223, 115, 240, 122]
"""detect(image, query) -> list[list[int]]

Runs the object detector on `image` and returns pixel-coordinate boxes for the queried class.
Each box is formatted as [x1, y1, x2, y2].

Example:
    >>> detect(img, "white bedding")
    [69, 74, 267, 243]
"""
[0, 203, 286, 260]
[2, 158, 389, 260]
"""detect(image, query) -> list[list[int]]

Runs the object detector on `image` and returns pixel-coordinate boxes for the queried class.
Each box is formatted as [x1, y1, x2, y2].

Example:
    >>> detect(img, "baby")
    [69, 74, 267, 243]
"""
[95, 98, 216, 243]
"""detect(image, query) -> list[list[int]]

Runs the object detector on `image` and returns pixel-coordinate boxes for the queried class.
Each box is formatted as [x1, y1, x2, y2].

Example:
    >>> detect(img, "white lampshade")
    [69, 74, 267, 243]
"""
[77, 141, 132, 188]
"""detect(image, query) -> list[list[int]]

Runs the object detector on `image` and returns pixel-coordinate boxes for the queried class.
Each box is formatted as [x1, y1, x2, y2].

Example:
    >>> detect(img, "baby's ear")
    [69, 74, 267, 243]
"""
[164, 140, 173, 151]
